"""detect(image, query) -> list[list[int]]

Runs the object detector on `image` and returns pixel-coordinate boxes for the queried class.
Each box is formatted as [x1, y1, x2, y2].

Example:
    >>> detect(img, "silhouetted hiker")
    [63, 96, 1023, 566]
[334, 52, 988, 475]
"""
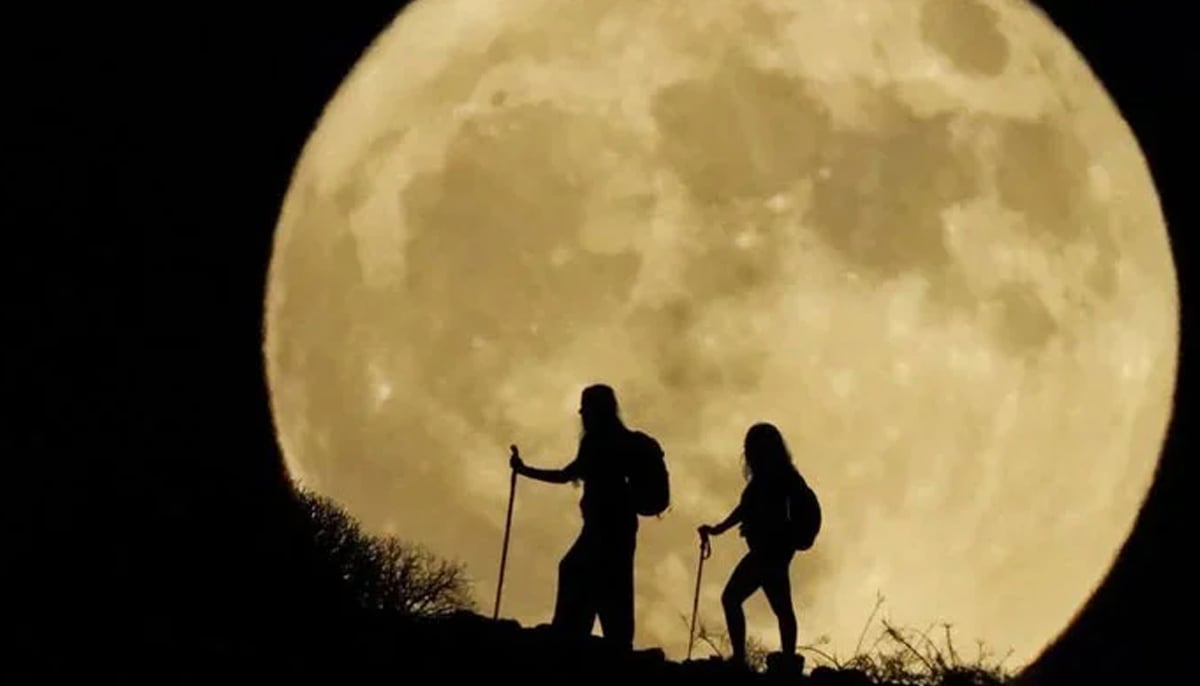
[510, 383, 669, 650]
[698, 422, 820, 672]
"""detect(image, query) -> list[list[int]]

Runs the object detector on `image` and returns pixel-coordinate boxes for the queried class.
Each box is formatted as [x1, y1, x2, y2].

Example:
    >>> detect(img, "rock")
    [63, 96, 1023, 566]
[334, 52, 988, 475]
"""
[632, 647, 666, 664]
[494, 618, 522, 632]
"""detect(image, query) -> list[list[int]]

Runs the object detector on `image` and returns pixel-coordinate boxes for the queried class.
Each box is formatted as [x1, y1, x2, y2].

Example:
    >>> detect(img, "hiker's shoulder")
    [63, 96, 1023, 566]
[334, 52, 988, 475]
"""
[626, 429, 663, 453]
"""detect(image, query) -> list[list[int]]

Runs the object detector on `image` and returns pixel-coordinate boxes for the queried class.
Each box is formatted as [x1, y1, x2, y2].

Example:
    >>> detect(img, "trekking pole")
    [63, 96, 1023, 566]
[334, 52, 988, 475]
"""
[493, 446, 519, 620]
[687, 531, 713, 660]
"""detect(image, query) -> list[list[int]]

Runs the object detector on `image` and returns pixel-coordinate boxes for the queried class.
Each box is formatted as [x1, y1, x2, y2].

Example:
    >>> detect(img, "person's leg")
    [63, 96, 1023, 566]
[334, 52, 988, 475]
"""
[721, 550, 764, 664]
[596, 530, 637, 649]
[761, 552, 797, 658]
[553, 530, 596, 636]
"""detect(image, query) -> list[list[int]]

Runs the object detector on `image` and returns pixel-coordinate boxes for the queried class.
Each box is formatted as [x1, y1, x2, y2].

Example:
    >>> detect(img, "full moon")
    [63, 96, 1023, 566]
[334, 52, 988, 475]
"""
[264, 0, 1178, 669]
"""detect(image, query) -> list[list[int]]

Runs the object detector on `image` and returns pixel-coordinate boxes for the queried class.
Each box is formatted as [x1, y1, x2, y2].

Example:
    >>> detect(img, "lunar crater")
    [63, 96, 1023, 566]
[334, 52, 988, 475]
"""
[919, 0, 1011, 78]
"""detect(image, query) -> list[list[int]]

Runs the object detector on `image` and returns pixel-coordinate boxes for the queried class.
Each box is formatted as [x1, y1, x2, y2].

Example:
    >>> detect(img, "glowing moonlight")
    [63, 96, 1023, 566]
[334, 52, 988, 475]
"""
[264, 0, 1177, 669]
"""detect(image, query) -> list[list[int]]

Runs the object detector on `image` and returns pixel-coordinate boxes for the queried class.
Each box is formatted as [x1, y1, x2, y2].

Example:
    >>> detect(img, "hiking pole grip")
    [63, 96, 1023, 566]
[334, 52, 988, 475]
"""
[494, 447, 519, 621]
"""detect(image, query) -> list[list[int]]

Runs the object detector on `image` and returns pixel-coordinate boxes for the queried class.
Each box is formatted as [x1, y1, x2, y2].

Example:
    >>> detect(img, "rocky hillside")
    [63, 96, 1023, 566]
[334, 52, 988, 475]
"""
[240, 610, 1010, 686]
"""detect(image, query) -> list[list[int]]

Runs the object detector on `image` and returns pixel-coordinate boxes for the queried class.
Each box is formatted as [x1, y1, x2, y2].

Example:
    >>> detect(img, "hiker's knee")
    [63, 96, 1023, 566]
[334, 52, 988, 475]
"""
[721, 585, 743, 611]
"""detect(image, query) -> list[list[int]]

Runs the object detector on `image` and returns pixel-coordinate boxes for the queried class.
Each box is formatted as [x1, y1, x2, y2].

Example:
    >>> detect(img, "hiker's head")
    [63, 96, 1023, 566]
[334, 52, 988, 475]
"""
[742, 422, 793, 479]
[579, 383, 622, 434]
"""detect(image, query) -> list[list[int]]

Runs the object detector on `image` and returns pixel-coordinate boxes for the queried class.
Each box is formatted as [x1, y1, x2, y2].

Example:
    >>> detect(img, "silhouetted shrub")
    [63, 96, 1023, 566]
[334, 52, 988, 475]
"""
[294, 487, 475, 619]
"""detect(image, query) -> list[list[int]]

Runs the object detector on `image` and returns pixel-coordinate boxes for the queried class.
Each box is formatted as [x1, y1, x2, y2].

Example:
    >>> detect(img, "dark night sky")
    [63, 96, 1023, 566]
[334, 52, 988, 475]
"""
[7, 1, 1192, 682]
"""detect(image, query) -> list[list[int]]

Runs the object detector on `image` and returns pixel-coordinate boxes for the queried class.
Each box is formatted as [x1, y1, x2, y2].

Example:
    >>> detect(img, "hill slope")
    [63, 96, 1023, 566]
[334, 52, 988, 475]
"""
[227, 610, 1004, 686]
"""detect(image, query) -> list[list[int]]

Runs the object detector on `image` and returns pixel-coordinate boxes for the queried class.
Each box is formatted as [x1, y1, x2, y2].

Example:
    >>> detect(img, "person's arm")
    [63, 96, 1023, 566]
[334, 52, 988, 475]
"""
[699, 501, 744, 537]
[711, 502, 745, 535]
[510, 445, 582, 484]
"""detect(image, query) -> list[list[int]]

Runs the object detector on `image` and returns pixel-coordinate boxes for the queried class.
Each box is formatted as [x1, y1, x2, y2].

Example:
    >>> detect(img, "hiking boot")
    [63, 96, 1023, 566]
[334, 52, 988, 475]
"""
[724, 654, 757, 674]
[765, 651, 804, 678]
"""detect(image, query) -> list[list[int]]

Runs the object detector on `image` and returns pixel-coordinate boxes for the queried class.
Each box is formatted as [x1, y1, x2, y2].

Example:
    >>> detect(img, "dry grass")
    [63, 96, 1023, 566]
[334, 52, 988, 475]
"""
[798, 593, 1016, 685]
[683, 613, 772, 672]
[680, 592, 1015, 684]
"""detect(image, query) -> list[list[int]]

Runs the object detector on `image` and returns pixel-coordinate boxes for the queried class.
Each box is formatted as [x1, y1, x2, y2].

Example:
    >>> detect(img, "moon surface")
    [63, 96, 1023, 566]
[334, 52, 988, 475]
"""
[263, 0, 1178, 669]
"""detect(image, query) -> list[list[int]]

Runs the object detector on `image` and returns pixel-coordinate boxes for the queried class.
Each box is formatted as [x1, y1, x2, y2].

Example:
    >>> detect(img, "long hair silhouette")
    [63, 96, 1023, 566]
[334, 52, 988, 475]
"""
[741, 422, 796, 482]
[579, 383, 627, 436]
[569, 384, 629, 487]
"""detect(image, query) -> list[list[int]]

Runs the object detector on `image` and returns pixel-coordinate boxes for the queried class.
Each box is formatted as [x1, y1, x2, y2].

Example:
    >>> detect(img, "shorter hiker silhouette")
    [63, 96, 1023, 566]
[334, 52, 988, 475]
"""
[509, 383, 667, 650]
[698, 422, 819, 672]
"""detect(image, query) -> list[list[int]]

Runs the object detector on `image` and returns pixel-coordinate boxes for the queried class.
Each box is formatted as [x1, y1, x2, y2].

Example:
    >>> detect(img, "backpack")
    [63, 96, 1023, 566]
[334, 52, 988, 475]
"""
[785, 473, 821, 551]
[625, 431, 670, 517]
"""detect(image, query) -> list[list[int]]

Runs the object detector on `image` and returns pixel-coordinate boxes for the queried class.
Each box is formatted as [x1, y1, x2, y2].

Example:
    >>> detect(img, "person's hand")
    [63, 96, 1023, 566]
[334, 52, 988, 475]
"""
[697, 525, 714, 558]
[509, 445, 524, 473]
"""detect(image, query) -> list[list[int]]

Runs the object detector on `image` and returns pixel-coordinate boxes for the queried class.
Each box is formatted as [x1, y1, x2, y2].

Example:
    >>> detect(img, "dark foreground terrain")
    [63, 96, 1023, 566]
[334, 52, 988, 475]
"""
[30, 488, 1014, 685]
[105, 609, 1007, 686]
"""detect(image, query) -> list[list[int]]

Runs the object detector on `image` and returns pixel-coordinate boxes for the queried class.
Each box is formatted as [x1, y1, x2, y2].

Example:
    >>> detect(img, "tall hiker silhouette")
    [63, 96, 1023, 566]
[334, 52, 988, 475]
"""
[698, 422, 820, 673]
[510, 383, 668, 649]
